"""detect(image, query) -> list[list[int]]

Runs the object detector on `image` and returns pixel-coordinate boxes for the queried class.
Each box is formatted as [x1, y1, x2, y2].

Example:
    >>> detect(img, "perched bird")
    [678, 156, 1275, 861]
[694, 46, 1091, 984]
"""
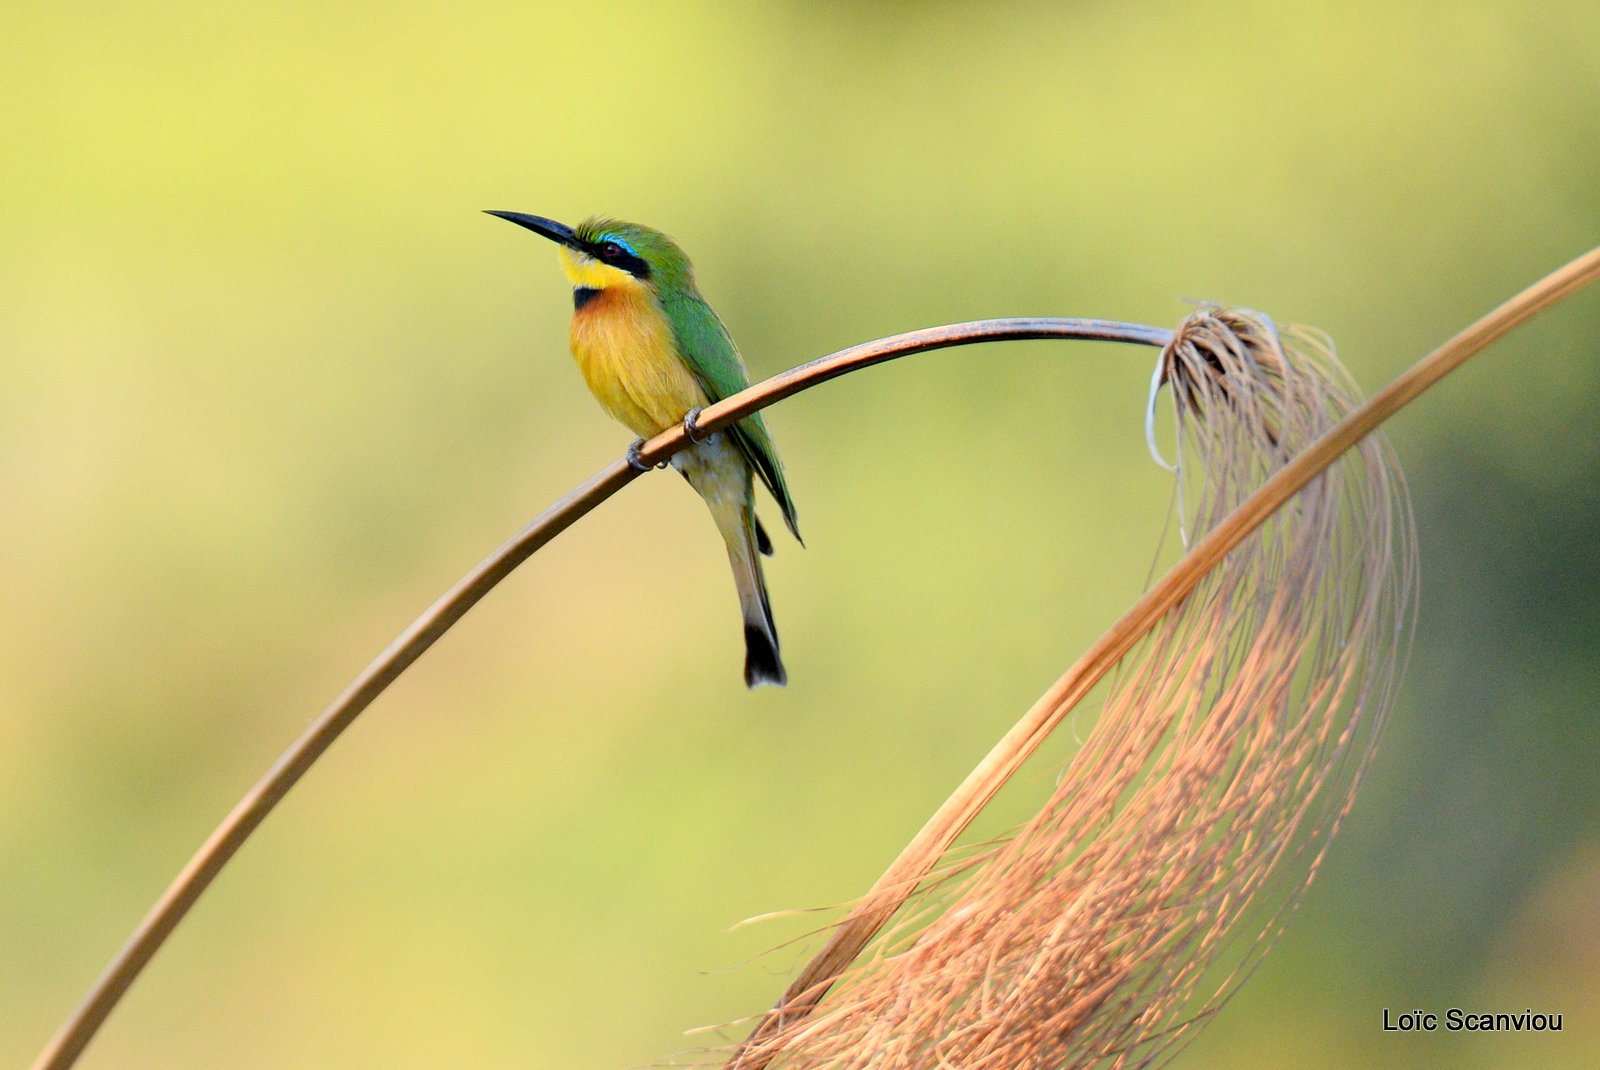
[487, 211, 800, 687]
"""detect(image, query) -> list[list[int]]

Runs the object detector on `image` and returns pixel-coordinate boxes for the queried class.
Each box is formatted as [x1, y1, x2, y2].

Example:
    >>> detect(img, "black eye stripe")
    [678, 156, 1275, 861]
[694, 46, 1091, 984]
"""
[586, 239, 651, 279]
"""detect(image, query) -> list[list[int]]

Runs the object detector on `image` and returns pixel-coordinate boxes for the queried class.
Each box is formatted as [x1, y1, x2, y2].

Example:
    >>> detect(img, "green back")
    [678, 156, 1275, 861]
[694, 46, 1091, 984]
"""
[660, 288, 799, 541]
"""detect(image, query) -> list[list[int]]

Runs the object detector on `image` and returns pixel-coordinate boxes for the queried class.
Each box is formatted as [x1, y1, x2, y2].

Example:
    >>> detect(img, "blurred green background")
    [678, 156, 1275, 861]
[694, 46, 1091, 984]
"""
[3, 2, 1596, 1067]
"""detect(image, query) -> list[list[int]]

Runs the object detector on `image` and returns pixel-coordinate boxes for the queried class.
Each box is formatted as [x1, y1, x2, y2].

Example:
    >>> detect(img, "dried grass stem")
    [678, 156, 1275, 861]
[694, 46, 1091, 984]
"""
[29, 318, 1170, 1070]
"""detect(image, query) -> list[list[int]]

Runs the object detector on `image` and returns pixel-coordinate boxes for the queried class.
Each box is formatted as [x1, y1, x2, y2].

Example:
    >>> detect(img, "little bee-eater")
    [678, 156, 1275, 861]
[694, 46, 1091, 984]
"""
[488, 211, 800, 688]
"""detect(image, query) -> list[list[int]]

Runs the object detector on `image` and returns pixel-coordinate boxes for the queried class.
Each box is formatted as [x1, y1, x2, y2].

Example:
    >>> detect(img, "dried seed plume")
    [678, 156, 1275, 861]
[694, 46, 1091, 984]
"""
[730, 308, 1418, 1070]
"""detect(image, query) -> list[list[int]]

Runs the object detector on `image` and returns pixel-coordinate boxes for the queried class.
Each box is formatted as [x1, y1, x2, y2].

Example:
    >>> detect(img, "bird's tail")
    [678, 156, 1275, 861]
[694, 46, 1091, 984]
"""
[718, 502, 785, 688]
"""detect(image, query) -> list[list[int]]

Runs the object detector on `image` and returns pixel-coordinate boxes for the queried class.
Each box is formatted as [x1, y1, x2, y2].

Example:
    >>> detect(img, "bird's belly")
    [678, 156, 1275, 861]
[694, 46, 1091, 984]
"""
[672, 431, 751, 511]
[569, 293, 708, 438]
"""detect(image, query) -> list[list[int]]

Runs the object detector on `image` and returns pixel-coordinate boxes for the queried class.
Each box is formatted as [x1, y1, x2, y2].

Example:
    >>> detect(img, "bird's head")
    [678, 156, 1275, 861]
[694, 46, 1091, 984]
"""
[486, 211, 693, 298]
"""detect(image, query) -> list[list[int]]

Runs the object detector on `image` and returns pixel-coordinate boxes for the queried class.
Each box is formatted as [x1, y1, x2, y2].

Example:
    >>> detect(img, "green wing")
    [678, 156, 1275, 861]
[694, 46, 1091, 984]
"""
[660, 289, 800, 543]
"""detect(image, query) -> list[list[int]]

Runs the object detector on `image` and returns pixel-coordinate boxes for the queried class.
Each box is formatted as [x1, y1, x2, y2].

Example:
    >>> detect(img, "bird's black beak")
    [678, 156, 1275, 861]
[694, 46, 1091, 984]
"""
[484, 210, 585, 250]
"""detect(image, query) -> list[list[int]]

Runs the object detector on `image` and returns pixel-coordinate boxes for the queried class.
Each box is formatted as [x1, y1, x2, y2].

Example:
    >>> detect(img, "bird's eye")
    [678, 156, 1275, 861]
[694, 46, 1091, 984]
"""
[599, 241, 624, 261]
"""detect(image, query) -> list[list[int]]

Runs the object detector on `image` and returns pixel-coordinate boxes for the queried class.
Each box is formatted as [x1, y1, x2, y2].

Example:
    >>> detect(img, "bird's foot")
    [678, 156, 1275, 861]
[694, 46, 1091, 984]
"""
[625, 439, 664, 472]
[682, 407, 711, 444]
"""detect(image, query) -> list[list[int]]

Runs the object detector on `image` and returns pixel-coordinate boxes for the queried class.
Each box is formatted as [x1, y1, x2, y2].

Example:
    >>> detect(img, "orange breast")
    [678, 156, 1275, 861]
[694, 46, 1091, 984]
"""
[569, 287, 709, 438]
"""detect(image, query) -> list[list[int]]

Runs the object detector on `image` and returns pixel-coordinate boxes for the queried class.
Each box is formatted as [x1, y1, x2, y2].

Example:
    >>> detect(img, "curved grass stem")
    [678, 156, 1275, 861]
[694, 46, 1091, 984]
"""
[29, 318, 1171, 1070]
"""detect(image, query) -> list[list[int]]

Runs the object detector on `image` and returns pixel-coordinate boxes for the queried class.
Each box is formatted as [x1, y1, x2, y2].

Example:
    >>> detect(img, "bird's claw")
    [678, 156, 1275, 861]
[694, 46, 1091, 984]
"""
[627, 410, 709, 472]
[625, 439, 662, 472]
[683, 407, 711, 444]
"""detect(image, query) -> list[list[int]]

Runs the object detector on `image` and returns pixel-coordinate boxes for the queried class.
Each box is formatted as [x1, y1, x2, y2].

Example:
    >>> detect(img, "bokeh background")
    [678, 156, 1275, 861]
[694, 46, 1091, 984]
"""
[3, 2, 1597, 1068]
